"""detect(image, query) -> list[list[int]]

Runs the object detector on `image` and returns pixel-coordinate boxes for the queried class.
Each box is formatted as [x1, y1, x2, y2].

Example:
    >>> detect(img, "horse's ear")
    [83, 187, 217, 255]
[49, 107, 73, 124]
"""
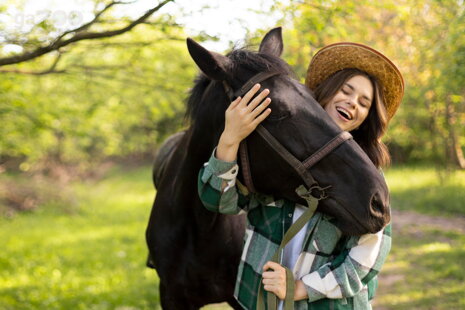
[259, 27, 283, 57]
[186, 38, 231, 81]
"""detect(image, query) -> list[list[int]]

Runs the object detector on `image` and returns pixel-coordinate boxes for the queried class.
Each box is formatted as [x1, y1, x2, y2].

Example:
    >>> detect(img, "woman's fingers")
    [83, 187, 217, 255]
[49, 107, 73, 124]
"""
[224, 83, 272, 138]
[262, 262, 287, 300]
[263, 261, 281, 272]
[262, 271, 283, 280]
[233, 83, 272, 115]
[239, 83, 261, 107]
[251, 108, 271, 127]
[262, 278, 275, 284]
[227, 96, 242, 111]
[246, 88, 270, 112]
[263, 284, 279, 291]
[251, 97, 271, 117]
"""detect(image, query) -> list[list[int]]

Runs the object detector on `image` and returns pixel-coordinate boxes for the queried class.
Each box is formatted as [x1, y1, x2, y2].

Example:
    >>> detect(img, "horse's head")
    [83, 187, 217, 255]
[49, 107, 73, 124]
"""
[187, 28, 390, 235]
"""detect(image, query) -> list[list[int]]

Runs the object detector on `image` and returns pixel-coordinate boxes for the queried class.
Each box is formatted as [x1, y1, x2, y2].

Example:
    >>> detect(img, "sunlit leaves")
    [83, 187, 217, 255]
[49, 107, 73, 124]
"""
[273, 0, 465, 165]
[0, 22, 195, 172]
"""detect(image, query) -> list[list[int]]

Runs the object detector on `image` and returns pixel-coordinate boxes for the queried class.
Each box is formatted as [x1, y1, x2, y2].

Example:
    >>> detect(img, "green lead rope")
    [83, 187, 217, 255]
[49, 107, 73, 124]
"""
[256, 185, 324, 310]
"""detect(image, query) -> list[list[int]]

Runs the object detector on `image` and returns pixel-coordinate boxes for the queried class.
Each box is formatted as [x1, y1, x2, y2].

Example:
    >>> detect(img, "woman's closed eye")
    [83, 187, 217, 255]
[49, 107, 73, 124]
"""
[341, 86, 352, 95]
[359, 100, 368, 108]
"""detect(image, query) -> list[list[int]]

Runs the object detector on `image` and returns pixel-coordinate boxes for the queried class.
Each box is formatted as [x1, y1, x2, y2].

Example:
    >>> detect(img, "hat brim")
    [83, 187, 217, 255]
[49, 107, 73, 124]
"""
[305, 42, 404, 121]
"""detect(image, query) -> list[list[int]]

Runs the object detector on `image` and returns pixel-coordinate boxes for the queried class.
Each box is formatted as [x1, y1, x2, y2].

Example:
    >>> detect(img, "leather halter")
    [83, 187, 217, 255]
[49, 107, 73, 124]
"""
[222, 71, 353, 193]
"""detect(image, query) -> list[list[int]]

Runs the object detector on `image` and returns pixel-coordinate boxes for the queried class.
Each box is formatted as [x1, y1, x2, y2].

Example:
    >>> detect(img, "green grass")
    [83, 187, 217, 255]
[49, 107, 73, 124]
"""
[377, 165, 465, 309]
[374, 226, 465, 309]
[0, 166, 160, 310]
[0, 164, 464, 309]
[384, 165, 465, 217]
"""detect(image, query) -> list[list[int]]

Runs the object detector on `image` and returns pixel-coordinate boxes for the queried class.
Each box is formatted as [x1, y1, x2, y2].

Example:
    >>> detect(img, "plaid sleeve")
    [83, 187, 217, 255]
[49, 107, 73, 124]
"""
[302, 224, 392, 301]
[197, 147, 250, 215]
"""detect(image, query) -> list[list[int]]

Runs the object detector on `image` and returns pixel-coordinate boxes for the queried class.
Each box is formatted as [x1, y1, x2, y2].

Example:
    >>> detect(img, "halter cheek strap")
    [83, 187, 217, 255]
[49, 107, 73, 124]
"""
[238, 140, 257, 193]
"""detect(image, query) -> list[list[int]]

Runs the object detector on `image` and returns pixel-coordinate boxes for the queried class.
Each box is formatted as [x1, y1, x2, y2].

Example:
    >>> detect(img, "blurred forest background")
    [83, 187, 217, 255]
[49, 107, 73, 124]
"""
[0, 0, 464, 309]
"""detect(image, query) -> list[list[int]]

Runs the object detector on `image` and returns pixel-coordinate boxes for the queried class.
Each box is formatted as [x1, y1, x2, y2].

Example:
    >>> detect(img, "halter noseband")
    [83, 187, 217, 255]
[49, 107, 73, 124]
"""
[222, 71, 352, 193]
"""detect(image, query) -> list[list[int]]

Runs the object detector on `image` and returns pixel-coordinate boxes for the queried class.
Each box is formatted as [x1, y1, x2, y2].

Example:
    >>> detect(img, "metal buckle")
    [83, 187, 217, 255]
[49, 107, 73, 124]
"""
[308, 185, 331, 200]
[303, 184, 331, 201]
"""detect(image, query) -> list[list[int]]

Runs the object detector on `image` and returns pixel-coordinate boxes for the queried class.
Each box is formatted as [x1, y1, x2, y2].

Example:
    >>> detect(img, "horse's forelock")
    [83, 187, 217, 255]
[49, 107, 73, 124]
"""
[185, 47, 294, 125]
[228, 48, 293, 79]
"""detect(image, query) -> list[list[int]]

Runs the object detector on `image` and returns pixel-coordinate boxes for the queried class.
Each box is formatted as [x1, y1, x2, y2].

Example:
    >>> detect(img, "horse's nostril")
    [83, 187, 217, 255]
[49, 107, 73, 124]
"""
[371, 193, 384, 212]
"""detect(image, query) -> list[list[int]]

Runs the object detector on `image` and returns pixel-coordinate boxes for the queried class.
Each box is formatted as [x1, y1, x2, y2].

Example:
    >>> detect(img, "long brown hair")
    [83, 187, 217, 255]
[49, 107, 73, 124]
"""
[313, 68, 391, 168]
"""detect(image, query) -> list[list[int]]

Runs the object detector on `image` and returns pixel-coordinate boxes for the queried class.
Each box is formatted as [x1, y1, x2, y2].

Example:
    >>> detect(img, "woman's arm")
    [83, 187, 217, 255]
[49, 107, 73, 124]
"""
[198, 148, 245, 214]
[261, 224, 391, 301]
[300, 224, 392, 301]
[198, 84, 272, 214]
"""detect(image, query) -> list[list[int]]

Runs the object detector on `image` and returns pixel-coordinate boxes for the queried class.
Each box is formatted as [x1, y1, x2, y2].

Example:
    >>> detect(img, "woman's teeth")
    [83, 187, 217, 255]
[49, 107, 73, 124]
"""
[336, 107, 352, 120]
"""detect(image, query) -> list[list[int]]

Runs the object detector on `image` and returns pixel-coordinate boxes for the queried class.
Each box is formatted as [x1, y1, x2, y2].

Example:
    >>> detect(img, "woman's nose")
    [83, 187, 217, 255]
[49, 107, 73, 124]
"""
[347, 95, 357, 108]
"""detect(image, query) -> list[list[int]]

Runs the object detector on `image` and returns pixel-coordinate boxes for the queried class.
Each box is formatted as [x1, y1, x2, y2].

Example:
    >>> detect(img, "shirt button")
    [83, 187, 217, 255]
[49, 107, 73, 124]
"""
[288, 213, 293, 218]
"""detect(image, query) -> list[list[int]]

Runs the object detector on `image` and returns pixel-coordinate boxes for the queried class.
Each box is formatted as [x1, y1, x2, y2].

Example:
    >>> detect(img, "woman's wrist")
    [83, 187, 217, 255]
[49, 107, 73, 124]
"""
[216, 133, 240, 162]
[294, 280, 308, 301]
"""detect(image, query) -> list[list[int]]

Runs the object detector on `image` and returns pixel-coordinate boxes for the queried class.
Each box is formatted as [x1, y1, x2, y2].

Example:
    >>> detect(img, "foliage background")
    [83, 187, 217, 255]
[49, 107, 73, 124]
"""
[1, 0, 464, 173]
[0, 0, 464, 309]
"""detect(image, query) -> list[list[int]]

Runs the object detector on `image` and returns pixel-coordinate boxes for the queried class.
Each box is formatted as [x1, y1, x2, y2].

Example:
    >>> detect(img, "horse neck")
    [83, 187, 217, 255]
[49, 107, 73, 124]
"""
[170, 125, 223, 226]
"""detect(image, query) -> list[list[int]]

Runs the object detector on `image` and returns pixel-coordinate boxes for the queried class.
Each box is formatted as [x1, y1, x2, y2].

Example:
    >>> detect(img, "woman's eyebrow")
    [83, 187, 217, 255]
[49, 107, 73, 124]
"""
[345, 82, 372, 102]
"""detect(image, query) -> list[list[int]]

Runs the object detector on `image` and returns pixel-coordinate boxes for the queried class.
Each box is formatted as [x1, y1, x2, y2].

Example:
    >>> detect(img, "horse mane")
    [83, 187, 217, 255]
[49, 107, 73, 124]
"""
[185, 47, 295, 131]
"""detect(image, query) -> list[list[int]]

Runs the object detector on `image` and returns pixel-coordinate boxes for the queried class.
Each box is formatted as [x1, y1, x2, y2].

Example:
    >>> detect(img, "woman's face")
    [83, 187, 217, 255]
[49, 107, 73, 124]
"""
[324, 75, 373, 132]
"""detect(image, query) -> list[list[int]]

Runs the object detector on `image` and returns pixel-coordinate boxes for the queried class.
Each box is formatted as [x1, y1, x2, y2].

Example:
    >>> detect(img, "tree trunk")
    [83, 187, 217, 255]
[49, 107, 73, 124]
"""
[445, 99, 465, 169]
[450, 131, 465, 169]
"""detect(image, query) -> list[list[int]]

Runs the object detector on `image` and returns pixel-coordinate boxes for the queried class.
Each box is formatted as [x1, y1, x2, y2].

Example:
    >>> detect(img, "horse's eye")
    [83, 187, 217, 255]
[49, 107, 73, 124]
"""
[266, 111, 291, 122]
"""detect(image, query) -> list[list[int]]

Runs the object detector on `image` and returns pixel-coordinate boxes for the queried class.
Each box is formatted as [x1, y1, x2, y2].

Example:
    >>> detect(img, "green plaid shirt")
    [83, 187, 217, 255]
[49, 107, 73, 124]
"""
[198, 150, 391, 310]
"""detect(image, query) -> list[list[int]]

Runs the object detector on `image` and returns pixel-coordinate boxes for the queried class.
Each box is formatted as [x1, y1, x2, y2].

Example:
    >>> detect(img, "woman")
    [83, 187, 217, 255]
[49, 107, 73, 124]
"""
[198, 43, 404, 309]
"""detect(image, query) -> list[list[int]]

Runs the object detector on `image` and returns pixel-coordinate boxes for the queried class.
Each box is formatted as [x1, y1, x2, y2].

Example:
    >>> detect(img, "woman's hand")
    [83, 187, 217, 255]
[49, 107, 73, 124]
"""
[262, 261, 287, 300]
[262, 261, 309, 301]
[216, 83, 272, 161]
[222, 83, 272, 145]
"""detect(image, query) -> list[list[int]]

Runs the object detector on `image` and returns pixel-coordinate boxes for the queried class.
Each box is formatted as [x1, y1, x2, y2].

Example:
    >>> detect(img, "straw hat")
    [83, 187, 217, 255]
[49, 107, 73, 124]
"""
[305, 42, 404, 120]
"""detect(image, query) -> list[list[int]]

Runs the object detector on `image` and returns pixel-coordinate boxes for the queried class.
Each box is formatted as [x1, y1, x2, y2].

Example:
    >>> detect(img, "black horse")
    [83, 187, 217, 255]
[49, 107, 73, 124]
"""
[145, 28, 390, 309]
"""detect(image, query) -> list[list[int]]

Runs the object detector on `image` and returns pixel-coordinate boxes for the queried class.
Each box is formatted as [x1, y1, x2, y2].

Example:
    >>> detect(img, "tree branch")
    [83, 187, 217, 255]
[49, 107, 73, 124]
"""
[0, 52, 65, 75]
[0, 0, 174, 67]
[0, 68, 66, 75]
[54, 0, 125, 43]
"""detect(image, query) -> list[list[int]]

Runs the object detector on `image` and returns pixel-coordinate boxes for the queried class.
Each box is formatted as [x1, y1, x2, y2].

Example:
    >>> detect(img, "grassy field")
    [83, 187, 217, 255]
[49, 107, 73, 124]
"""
[384, 165, 465, 217]
[0, 164, 464, 309]
[374, 224, 465, 309]
[0, 166, 159, 310]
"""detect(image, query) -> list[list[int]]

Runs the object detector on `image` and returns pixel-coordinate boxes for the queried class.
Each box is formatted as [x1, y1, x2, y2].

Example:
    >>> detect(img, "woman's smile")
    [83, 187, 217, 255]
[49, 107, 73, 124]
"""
[324, 75, 373, 131]
[335, 106, 353, 121]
